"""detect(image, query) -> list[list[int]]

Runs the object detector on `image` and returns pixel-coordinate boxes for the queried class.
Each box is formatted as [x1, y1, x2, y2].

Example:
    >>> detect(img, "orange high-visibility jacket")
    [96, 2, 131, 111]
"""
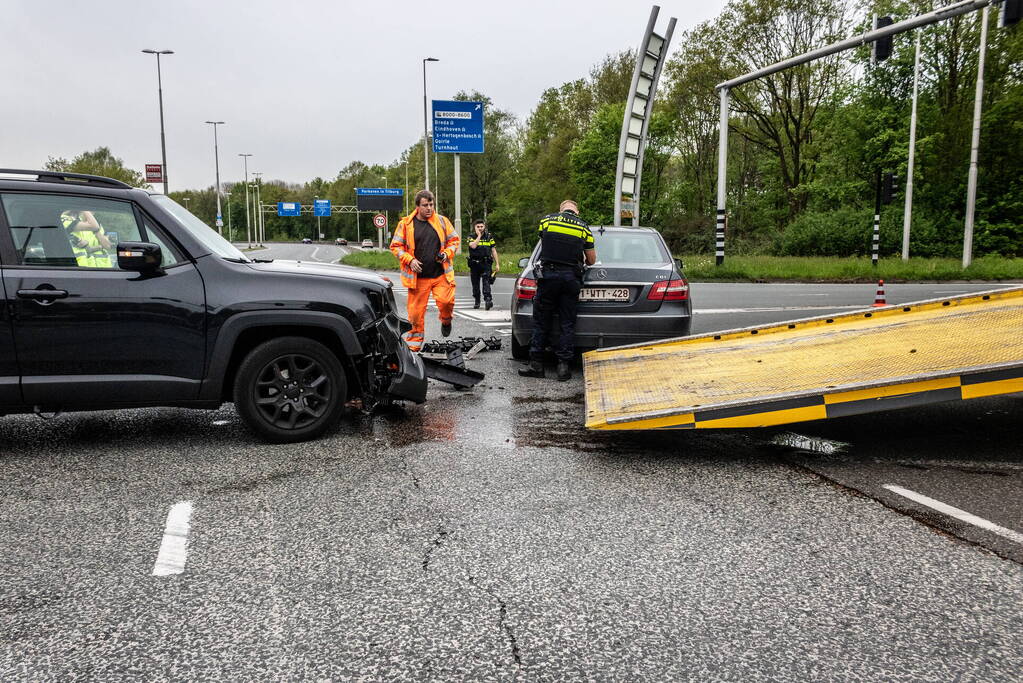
[390, 210, 460, 289]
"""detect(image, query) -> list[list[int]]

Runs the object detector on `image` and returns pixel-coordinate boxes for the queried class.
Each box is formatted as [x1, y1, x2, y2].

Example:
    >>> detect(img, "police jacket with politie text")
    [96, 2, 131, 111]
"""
[536, 210, 594, 266]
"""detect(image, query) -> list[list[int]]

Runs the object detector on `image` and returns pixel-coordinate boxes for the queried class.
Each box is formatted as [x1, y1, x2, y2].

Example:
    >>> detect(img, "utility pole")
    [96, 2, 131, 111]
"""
[963, 5, 990, 268]
[422, 57, 439, 191]
[253, 172, 264, 246]
[902, 32, 921, 261]
[226, 187, 234, 242]
[239, 153, 252, 248]
[142, 49, 174, 194]
[205, 121, 225, 234]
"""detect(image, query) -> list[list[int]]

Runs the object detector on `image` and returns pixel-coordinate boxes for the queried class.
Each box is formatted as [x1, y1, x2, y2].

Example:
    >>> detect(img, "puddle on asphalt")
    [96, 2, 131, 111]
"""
[356, 381, 758, 459]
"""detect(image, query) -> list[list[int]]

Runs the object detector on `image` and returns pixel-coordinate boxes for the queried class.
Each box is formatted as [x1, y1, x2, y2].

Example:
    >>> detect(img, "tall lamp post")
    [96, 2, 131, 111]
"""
[141, 49, 174, 194]
[205, 121, 225, 234]
[379, 174, 389, 249]
[422, 57, 439, 191]
[253, 172, 264, 246]
[239, 153, 253, 248]
[225, 187, 235, 243]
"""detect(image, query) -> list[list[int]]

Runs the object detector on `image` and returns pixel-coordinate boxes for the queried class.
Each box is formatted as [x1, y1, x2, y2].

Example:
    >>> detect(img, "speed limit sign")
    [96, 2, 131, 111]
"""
[373, 213, 386, 229]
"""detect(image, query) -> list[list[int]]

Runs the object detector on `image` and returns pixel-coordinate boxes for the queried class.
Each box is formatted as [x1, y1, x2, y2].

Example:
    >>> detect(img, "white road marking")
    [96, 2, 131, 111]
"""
[456, 310, 511, 322]
[212, 419, 230, 426]
[883, 485, 1023, 545]
[152, 501, 194, 576]
[310, 246, 322, 261]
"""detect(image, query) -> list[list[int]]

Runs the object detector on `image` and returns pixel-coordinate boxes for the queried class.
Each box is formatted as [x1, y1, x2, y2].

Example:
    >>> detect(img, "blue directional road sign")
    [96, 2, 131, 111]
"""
[313, 199, 331, 217]
[277, 202, 302, 217]
[432, 100, 484, 154]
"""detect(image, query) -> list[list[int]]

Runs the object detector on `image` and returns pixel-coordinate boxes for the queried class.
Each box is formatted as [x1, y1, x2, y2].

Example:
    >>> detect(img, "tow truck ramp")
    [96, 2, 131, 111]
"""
[584, 286, 1023, 430]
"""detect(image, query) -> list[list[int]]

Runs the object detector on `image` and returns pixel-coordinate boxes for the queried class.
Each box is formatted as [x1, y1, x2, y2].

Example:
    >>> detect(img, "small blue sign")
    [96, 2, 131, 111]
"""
[432, 100, 484, 154]
[277, 202, 301, 217]
[313, 199, 331, 217]
[356, 188, 403, 196]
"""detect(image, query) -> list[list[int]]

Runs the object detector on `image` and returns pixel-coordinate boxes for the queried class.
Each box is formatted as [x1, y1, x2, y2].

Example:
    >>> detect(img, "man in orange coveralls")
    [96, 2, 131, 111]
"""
[389, 189, 460, 352]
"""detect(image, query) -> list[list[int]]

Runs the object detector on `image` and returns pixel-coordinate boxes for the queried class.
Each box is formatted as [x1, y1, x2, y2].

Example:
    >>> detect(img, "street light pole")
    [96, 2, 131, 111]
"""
[142, 49, 174, 194]
[963, 5, 990, 268]
[423, 57, 439, 191]
[226, 187, 234, 242]
[315, 195, 321, 242]
[205, 120, 225, 234]
[253, 172, 264, 246]
[239, 153, 252, 248]
[380, 174, 388, 249]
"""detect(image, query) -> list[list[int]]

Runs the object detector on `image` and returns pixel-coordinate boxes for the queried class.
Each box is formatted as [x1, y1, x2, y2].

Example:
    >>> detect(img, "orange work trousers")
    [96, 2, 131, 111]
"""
[405, 275, 455, 351]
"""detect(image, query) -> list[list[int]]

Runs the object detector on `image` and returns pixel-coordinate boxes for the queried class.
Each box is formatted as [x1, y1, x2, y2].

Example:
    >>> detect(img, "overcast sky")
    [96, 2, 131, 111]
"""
[4, 0, 729, 191]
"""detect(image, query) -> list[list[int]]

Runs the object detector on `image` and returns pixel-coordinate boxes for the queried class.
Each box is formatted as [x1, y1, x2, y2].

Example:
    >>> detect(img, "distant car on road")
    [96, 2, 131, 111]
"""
[361, 239, 374, 249]
[510, 226, 692, 359]
[335, 237, 348, 246]
[302, 237, 312, 244]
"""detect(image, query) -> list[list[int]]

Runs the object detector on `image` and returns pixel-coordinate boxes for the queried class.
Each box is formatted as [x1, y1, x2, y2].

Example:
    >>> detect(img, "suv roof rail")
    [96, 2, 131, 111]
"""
[0, 168, 133, 189]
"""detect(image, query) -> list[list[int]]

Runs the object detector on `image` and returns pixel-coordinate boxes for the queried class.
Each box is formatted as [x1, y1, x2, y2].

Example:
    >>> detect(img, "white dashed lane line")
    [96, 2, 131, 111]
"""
[883, 485, 1023, 545]
[153, 501, 194, 576]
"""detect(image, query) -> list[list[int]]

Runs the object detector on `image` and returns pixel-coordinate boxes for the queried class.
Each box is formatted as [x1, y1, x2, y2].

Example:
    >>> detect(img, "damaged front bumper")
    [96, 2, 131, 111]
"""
[359, 309, 427, 405]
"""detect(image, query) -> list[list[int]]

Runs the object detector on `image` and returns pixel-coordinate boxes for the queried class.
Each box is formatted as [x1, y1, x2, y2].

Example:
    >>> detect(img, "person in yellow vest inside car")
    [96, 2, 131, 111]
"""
[61, 209, 113, 267]
[389, 190, 460, 352]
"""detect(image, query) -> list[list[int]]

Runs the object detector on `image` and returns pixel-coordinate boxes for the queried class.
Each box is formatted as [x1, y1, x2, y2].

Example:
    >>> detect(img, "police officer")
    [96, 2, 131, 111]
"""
[519, 199, 596, 381]
[467, 219, 499, 310]
[61, 209, 108, 267]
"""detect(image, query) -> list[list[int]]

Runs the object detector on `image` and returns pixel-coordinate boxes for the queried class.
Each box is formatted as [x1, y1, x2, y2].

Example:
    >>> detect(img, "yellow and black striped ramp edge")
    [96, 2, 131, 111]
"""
[584, 286, 1023, 430]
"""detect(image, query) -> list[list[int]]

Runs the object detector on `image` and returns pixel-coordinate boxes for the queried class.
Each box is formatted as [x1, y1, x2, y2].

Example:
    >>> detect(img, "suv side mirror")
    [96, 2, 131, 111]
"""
[117, 241, 163, 273]
[674, 258, 684, 272]
[518, 257, 529, 268]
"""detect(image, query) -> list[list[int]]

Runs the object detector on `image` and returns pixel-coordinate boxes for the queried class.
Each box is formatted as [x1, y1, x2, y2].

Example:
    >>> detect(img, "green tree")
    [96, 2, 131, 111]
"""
[45, 147, 149, 187]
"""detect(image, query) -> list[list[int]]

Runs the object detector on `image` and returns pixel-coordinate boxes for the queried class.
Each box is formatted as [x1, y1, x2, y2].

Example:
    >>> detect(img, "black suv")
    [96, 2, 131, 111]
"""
[0, 170, 426, 442]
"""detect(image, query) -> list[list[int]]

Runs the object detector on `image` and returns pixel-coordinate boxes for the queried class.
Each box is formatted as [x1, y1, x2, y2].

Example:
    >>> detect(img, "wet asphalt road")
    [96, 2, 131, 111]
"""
[1, 243, 1020, 680]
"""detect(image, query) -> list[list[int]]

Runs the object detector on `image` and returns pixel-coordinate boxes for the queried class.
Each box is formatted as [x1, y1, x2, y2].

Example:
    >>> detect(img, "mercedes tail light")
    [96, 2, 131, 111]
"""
[647, 278, 689, 301]
[516, 277, 537, 300]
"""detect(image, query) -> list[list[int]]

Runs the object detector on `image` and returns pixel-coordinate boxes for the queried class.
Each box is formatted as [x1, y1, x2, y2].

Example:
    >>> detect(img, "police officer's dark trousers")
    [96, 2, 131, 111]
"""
[529, 267, 581, 361]
[469, 261, 492, 305]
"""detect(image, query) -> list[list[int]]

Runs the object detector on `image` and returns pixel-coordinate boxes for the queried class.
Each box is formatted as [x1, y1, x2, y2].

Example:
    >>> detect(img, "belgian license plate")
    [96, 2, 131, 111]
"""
[579, 287, 630, 302]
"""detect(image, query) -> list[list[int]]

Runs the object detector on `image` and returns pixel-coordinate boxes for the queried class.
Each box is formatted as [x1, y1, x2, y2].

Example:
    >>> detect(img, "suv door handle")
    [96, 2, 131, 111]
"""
[17, 288, 69, 302]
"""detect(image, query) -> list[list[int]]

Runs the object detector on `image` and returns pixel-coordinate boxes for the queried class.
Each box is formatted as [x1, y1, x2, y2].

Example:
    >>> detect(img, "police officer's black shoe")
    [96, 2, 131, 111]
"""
[518, 360, 545, 378]
[485, 300, 493, 310]
[441, 322, 452, 337]
[556, 361, 571, 381]
[473, 300, 480, 309]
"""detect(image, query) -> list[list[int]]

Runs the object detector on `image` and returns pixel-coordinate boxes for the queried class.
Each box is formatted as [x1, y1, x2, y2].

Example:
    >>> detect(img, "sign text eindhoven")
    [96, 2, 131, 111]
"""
[432, 100, 484, 154]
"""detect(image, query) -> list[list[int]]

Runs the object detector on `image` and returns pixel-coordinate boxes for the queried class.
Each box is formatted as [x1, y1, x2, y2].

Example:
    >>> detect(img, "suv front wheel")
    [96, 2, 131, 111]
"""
[233, 337, 347, 443]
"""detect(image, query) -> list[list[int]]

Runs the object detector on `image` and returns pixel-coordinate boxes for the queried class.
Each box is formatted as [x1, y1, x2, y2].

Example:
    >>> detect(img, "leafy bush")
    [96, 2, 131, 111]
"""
[776, 207, 879, 256]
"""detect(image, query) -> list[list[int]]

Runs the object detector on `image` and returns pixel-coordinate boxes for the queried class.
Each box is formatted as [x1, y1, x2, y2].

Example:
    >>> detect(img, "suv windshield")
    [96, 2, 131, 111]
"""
[592, 231, 669, 264]
[151, 195, 249, 262]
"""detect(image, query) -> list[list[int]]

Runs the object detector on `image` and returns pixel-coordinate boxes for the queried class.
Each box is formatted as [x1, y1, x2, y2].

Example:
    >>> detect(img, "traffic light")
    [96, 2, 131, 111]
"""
[872, 16, 894, 64]
[1001, 0, 1022, 28]
[881, 172, 899, 205]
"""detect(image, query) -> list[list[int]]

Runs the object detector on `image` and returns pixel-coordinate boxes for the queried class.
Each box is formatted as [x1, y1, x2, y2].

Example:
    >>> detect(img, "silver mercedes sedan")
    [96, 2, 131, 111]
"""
[510, 226, 693, 359]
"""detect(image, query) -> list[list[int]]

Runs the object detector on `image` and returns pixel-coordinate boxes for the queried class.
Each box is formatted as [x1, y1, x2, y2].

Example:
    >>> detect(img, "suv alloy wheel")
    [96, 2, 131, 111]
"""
[233, 337, 347, 443]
